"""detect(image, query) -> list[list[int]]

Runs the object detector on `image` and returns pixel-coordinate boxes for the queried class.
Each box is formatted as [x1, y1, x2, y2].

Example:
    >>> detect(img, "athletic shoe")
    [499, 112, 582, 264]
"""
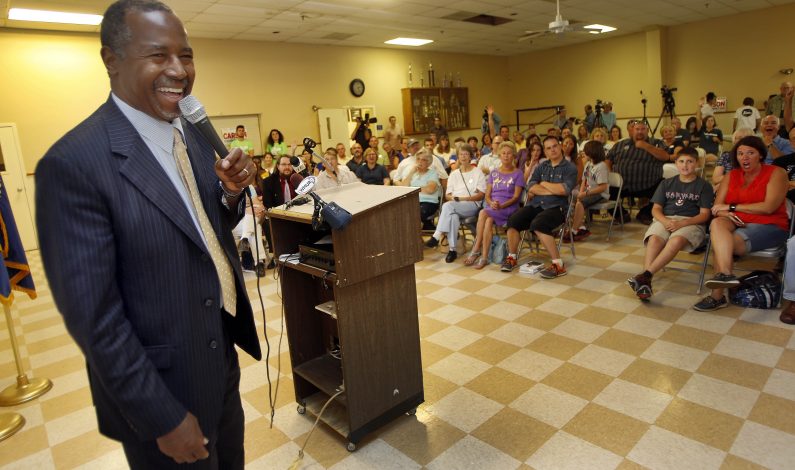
[693, 295, 728, 312]
[627, 272, 653, 300]
[636, 212, 653, 225]
[539, 263, 567, 279]
[501, 256, 517, 272]
[425, 237, 439, 248]
[704, 273, 740, 290]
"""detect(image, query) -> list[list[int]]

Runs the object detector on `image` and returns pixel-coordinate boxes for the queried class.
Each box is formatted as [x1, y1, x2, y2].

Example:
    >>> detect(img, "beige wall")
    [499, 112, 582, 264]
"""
[0, 28, 508, 172]
[3, 2, 795, 173]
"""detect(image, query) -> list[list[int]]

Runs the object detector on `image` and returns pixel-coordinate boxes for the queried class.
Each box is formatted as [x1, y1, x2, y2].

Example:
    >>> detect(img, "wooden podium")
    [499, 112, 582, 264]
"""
[268, 183, 424, 451]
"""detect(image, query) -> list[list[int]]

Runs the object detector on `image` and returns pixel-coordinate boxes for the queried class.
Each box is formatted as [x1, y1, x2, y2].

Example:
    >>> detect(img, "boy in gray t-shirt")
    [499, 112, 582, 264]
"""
[628, 148, 714, 300]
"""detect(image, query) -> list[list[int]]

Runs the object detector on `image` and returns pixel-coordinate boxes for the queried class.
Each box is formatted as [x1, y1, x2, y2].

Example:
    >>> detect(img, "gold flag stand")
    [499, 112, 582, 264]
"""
[0, 412, 24, 442]
[0, 302, 52, 408]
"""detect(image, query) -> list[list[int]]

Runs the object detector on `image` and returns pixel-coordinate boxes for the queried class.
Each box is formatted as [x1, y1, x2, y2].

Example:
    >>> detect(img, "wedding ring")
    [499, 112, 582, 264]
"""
[242, 168, 250, 177]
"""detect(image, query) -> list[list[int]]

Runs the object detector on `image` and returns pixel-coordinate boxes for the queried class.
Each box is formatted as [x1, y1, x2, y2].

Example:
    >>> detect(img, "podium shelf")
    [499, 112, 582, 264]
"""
[302, 392, 350, 438]
[277, 260, 337, 282]
[293, 354, 346, 406]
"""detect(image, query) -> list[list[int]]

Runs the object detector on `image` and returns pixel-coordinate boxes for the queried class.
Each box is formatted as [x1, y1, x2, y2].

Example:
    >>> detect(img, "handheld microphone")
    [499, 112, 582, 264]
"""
[289, 156, 306, 173]
[178, 95, 229, 158]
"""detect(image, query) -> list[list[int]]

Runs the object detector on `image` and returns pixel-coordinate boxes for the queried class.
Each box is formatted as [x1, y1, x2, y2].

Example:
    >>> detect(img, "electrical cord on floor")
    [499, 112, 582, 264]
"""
[287, 387, 345, 470]
[244, 190, 282, 428]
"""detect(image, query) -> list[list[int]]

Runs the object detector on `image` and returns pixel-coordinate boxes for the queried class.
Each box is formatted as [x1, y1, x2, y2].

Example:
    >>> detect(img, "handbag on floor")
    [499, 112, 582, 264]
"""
[489, 235, 507, 265]
[728, 270, 781, 309]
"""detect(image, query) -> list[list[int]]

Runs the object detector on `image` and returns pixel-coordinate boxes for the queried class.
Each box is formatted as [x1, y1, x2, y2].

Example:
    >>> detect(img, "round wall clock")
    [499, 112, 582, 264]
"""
[349, 78, 365, 97]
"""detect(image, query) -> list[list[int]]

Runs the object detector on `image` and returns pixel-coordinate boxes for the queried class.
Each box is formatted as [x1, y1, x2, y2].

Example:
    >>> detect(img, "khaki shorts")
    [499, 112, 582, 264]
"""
[643, 216, 706, 252]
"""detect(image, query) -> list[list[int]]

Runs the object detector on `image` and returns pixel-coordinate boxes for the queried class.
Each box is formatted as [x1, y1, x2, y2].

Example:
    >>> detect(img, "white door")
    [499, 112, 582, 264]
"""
[0, 124, 38, 250]
[317, 108, 351, 153]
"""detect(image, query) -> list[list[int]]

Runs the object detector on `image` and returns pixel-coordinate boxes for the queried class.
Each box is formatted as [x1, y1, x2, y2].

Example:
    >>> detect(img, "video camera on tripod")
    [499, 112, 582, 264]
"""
[660, 85, 677, 111]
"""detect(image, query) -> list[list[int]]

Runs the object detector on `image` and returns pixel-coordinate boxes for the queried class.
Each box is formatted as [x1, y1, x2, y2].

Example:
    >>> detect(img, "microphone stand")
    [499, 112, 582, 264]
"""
[303, 139, 342, 187]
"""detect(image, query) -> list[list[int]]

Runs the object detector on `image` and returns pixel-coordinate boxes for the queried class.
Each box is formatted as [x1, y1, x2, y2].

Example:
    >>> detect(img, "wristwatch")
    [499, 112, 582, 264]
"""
[729, 204, 736, 213]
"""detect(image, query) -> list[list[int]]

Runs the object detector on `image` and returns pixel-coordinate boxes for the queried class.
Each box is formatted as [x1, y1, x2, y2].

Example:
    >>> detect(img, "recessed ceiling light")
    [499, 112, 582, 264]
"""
[583, 24, 617, 34]
[384, 37, 433, 47]
[8, 8, 102, 25]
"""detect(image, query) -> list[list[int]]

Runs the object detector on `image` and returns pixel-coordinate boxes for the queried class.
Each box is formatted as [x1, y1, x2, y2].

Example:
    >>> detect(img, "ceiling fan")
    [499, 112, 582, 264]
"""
[519, 0, 592, 41]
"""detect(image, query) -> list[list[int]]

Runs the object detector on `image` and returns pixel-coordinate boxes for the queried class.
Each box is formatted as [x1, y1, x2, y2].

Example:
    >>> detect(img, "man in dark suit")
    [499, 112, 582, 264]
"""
[35, 1, 260, 468]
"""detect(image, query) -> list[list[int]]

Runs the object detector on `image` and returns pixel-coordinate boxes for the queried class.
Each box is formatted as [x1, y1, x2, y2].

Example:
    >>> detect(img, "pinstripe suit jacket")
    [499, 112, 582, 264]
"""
[35, 97, 262, 443]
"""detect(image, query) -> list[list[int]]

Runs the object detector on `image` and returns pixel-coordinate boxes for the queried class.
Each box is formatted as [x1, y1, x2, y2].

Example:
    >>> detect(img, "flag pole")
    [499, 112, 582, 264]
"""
[0, 302, 51, 406]
[0, 411, 24, 442]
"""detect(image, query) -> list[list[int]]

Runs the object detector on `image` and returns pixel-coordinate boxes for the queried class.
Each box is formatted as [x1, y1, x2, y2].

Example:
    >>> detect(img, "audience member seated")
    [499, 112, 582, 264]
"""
[434, 134, 453, 168]
[660, 124, 684, 160]
[712, 128, 754, 187]
[315, 148, 360, 190]
[685, 117, 700, 148]
[395, 139, 448, 189]
[569, 141, 610, 242]
[671, 117, 690, 148]
[480, 133, 493, 156]
[561, 135, 578, 162]
[465, 141, 524, 269]
[606, 120, 669, 225]
[609, 125, 623, 146]
[382, 142, 401, 172]
[527, 133, 541, 147]
[261, 155, 298, 265]
[478, 135, 504, 175]
[467, 136, 480, 158]
[266, 128, 288, 155]
[694, 136, 789, 312]
[346, 143, 365, 172]
[233, 185, 268, 277]
[547, 127, 561, 139]
[773, 138, 795, 204]
[591, 127, 613, 152]
[502, 137, 577, 277]
[520, 141, 545, 185]
[759, 115, 794, 161]
[354, 148, 390, 186]
[425, 144, 486, 262]
[513, 131, 526, 150]
[367, 135, 388, 167]
[561, 127, 573, 139]
[602, 102, 617, 131]
[627, 148, 714, 300]
[395, 149, 441, 230]
[695, 104, 722, 166]
[577, 125, 590, 151]
[765, 81, 794, 138]
[335, 143, 349, 165]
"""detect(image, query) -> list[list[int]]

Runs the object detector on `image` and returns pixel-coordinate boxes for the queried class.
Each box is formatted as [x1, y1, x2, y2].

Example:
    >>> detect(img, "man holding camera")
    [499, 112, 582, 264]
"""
[351, 115, 374, 151]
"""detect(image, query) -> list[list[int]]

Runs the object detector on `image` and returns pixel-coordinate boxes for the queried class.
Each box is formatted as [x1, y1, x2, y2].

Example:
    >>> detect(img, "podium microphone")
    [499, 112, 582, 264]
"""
[284, 173, 311, 209]
[302, 137, 339, 183]
[296, 176, 352, 230]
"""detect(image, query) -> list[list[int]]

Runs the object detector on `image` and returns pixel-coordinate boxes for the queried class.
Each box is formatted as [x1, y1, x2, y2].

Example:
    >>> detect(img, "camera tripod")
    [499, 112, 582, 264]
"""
[650, 100, 675, 138]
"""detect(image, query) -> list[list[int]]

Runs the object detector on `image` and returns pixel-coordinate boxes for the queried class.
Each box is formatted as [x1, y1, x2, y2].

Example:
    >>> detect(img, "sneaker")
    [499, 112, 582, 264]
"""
[241, 250, 255, 271]
[425, 237, 439, 248]
[693, 295, 728, 312]
[572, 228, 591, 242]
[501, 256, 517, 272]
[627, 273, 653, 300]
[539, 263, 567, 279]
[704, 273, 740, 290]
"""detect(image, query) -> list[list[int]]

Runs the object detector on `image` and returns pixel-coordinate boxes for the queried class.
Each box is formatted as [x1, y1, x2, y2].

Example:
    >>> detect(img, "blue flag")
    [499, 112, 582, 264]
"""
[0, 175, 36, 305]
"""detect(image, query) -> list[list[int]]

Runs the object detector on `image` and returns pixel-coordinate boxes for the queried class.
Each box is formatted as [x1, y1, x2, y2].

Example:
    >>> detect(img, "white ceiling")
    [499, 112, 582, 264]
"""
[2, 0, 793, 56]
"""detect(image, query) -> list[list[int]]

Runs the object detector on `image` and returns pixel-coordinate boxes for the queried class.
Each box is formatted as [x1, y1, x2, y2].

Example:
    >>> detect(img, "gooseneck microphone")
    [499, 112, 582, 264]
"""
[178, 95, 229, 158]
[302, 137, 338, 184]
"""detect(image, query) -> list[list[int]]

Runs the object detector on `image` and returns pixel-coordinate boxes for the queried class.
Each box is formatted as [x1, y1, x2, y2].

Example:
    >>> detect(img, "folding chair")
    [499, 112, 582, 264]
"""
[586, 172, 625, 241]
[518, 194, 577, 261]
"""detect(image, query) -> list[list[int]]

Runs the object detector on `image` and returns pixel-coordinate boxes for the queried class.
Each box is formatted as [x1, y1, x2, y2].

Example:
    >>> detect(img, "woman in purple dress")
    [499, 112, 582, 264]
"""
[465, 141, 525, 268]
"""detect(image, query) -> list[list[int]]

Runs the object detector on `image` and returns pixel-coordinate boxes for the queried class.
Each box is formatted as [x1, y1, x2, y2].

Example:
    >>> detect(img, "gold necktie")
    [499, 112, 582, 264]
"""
[172, 128, 237, 317]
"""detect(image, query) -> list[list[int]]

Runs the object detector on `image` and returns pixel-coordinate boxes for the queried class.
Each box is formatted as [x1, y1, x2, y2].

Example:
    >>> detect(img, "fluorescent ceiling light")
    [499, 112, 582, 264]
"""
[385, 37, 433, 47]
[583, 24, 617, 34]
[9, 8, 103, 25]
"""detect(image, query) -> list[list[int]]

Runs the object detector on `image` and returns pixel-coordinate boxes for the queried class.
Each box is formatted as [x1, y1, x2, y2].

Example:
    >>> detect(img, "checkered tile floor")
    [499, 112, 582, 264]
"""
[2, 220, 795, 469]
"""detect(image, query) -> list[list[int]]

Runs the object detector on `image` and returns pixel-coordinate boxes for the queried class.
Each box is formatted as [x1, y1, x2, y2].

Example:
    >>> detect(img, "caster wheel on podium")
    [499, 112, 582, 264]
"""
[406, 407, 417, 416]
[297, 404, 306, 415]
[346, 442, 357, 452]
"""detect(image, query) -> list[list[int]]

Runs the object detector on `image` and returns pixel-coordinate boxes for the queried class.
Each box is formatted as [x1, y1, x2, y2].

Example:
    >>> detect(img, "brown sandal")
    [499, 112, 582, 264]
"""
[781, 302, 795, 325]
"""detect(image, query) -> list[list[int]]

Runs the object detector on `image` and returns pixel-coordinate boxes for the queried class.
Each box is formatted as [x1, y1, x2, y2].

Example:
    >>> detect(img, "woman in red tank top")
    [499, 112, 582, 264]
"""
[694, 136, 789, 312]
